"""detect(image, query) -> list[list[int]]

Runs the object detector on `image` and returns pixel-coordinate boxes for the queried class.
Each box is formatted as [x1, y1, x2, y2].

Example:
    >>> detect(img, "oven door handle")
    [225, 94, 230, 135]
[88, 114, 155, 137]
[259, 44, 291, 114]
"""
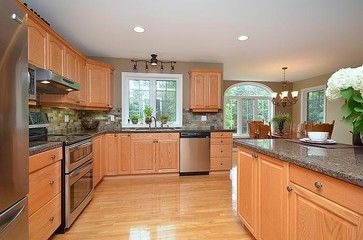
[68, 140, 92, 152]
[69, 161, 93, 185]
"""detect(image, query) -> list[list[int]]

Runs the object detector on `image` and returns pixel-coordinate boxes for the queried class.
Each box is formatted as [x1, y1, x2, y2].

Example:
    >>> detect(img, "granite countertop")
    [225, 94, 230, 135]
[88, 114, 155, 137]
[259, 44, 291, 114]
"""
[234, 139, 363, 187]
[29, 141, 63, 156]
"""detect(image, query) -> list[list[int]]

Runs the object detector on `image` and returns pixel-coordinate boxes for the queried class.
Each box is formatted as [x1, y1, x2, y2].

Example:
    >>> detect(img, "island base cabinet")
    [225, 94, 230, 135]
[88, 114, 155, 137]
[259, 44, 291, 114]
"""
[289, 182, 363, 240]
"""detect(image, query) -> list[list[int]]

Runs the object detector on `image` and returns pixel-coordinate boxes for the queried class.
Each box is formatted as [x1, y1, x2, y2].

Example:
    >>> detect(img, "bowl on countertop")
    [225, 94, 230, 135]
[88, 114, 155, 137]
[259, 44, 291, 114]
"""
[81, 119, 100, 130]
[307, 131, 329, 142]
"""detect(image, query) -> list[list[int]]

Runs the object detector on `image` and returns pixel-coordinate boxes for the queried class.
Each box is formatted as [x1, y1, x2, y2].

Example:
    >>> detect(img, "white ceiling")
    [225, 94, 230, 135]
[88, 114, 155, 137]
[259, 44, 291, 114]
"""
[26, 0, 363, 82]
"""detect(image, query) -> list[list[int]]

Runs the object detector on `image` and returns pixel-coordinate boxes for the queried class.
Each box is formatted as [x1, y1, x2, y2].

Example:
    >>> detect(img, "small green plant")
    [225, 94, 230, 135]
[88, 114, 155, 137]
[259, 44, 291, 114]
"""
[159, 114, 169, 123]
[272, 113, 291, 134]
[130, 113, 140, 124]
[143, 106, 153, 118]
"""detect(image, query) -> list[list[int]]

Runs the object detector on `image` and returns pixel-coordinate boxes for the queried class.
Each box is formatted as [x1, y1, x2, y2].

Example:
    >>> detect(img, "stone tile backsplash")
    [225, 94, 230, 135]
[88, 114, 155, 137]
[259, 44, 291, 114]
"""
[30, 107, 223, 132]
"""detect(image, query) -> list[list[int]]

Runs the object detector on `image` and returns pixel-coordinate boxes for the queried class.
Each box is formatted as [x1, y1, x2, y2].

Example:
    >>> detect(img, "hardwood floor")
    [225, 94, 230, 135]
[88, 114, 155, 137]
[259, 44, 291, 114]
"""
[52, 149, 252, 240]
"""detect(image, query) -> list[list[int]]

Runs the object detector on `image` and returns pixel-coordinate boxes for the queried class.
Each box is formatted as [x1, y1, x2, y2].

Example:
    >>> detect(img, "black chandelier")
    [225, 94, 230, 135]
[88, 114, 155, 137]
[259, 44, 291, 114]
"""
[131, 54, 176, 72]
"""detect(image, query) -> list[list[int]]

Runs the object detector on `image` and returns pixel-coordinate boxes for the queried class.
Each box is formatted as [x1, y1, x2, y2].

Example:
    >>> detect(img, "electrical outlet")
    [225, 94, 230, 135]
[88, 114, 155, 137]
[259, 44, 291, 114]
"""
[64, 115, 70, 123]
[110, 115, 115, 122]
[201, 115, 207, 122]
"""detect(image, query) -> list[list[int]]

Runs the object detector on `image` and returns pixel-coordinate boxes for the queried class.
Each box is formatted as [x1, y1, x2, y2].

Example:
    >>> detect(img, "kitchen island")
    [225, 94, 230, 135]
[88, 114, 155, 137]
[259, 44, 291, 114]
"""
[234, 139, 363, 240]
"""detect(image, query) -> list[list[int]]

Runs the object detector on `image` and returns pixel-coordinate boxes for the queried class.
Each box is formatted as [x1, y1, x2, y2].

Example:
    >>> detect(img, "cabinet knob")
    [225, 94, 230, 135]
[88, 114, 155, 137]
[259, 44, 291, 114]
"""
[49, 180, 55, 185]
[221, 140, 223, 143]
[314, 181, 323, 189]
[49, 216, 55, 222]
[220, 163, 223, 165]
[286, 186, 293, 192]
[50, 154, 56, 160]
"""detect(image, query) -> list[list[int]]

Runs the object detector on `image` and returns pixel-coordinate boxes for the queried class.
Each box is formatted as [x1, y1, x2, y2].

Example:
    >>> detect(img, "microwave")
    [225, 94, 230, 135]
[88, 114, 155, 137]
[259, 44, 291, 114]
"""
[28, 65, 36, 100]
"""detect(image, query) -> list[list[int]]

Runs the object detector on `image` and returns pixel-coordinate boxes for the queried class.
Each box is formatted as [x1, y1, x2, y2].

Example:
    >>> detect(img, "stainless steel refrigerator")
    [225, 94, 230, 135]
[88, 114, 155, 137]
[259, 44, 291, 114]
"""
[0, 0, 29, 239]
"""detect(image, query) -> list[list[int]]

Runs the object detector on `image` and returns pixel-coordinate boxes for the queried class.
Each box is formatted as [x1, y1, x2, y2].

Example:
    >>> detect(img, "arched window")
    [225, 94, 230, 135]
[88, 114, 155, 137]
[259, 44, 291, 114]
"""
[224, 83, 274, 136]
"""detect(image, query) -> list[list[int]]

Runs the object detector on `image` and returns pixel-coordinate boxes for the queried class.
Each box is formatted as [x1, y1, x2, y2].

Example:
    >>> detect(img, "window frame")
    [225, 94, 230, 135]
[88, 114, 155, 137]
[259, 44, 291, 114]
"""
[300, 85, 327, 123]
[122, 72, 183, 128]
[224, 82, 274, 137]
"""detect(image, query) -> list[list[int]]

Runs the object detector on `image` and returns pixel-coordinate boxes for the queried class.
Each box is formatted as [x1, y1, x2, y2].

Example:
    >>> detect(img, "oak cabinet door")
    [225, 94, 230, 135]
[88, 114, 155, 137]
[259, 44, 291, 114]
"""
[48, 34, 64, 76]
[156, 138, 179, 173]
[131, 138, 155, 174]
[104, 134, 117, 176]
[117, 134, 131, 175]
[205, 72, 221, 109]
[87, 64, 108, 107]
[28, 18, 48, 68]
[64, 48, 77, 81]
[92, 135, 102, 187]
[190, 72, 206, 109]
[289, 183, 363, 240]
[237, 148, 258, 238]
[258, 155, 289, 240]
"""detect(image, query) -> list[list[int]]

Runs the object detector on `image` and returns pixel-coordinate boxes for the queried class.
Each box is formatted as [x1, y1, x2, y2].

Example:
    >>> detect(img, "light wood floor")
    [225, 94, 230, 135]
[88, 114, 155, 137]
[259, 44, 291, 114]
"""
[52, 150, 252, 240]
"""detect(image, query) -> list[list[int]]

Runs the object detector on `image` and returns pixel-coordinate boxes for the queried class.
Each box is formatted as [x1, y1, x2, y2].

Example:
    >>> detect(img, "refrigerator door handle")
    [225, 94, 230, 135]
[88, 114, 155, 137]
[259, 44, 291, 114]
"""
[0, 205, 25, 235]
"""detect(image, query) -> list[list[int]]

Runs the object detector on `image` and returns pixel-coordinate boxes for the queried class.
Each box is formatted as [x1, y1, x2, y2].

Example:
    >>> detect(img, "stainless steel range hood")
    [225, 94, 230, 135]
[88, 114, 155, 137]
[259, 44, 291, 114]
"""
[36, 67, 80, 94]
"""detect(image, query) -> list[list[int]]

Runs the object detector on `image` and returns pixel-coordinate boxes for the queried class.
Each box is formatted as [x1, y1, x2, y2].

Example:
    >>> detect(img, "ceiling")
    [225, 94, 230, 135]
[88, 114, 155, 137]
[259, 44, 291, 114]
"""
[26, 0, 363, 82]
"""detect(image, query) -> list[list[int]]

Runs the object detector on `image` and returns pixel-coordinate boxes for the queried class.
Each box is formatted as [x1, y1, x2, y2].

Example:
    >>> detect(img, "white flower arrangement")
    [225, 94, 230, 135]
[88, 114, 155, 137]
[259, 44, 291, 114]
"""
[326, 65, 363, 100]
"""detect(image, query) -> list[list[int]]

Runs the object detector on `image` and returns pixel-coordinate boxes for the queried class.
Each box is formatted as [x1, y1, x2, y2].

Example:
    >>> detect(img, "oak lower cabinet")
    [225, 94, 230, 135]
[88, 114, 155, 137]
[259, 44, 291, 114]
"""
[104, 134, 131, 176]
[210, 132, 232, 171]
[93, 134, 105, 187]
[131, 133, 179, 174]
[28, 147, 62, 240]
[237, 147, 288, 240]
[288, 165, 363, 240]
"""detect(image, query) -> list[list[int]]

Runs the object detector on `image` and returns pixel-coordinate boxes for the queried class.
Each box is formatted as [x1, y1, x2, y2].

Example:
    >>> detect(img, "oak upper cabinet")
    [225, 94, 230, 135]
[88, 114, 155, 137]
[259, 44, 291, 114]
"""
[48, 34, 65, 76]
[86, 60, 112, 108]
[258, 154, 288, 240]
[156, 134, 179, 173]
[64, 48, 77, 81]
[190, 70, 221, 112]
[28, 18, 48, 68]
[237, 147, 258, 238]
[130, 134, 155, 174]
[288, 165, 363, 240]
[76, 56, 87, 105]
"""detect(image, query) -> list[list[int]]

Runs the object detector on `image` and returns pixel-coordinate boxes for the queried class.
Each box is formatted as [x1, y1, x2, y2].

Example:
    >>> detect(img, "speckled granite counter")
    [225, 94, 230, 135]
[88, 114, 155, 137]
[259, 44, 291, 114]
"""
[234, 139, 363, 187]
[29, 141, 63, 156]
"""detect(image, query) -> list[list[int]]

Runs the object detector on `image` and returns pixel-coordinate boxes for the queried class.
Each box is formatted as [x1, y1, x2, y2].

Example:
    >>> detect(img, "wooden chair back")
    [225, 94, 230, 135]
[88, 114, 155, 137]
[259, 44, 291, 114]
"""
[305, 120, 335, 139]
[258, 123, 272, 139]
[248, 121, 263, 139]
[290, 122, 306, 139]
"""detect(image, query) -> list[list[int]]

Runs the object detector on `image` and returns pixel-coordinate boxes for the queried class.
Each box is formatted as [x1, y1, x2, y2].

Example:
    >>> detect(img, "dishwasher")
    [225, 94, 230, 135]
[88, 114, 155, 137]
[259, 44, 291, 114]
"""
[180, 132, 210, 175]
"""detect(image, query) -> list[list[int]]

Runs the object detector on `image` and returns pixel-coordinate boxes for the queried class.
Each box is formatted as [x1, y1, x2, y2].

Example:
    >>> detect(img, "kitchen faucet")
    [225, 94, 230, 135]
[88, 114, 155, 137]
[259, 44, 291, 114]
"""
[148, 116, 157, 129]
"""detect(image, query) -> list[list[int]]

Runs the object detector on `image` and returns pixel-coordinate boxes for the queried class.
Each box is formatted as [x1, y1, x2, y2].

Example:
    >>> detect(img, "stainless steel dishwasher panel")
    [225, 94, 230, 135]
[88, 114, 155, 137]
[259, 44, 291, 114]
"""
[180, 136, 210, 174]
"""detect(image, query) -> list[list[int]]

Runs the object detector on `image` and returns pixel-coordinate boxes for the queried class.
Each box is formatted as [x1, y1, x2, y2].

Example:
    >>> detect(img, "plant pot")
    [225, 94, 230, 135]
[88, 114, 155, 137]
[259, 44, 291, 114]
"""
[161, 119, 168, 125]
[278, 122, 284, 135]
[352, 133, 363, 146]
[131, 119, 138, 124]
[145, 117, 152, 124]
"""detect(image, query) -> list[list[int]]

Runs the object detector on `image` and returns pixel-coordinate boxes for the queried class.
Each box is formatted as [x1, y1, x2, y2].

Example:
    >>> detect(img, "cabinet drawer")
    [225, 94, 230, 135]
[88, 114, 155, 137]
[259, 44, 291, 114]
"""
[131, 132, 179, 140]
[210, 157, 231, 171]
[29, 194, 61, 240]
[211, 145, 232, 157]
[211, 138, 233, 145]
[29, 161, 61, 215]
[29, 147, 62, 173]
[290, 164, 363, 215]
[211, 132, 232, 138]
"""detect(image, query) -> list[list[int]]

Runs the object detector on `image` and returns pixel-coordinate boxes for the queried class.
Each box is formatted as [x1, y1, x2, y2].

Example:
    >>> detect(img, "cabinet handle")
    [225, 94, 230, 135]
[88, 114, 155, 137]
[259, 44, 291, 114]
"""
[286, 186, 293, 192]
[221, 140, 223, 143]
[11, 14, 23, 24]
[49, 216, 55, 222]
[50, 154, 56, 160]
[49, 180, 55, 185]
[314, 181, 323, 189]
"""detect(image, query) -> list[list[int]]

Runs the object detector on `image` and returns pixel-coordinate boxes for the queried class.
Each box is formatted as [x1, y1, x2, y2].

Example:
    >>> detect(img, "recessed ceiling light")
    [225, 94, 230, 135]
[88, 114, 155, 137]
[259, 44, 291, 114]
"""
[238, 35, 249, 41]
[134, 26, 145, 33]
[41, 80, 50, 84]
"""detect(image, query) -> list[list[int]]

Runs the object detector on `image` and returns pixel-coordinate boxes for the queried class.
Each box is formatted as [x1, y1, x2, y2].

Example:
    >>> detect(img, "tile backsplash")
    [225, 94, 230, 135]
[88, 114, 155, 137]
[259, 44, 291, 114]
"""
[30, 107, 224, 132]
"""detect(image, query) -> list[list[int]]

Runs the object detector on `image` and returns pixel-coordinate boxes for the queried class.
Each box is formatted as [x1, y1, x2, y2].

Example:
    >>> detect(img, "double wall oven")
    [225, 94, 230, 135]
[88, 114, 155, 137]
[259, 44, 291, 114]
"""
[29, 111, 94, 231]
[64, 138, 93, 229]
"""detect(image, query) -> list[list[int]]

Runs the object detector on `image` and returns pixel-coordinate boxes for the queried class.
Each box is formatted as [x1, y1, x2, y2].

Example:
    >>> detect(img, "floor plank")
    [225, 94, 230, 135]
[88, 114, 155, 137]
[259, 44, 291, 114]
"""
[52, 149, 253, 240]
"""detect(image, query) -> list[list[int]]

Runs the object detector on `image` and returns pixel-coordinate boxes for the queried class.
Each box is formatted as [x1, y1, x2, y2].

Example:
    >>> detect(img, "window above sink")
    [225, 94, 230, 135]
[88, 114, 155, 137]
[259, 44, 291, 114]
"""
[122, 72, 183, 128]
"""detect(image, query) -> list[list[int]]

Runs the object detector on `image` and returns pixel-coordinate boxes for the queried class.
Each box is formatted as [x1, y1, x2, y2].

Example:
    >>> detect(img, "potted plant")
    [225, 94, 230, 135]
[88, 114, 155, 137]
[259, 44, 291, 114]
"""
[144, 106, 153, 124]
[326, 65, 363, 145]
[272, 113, 291, 135]
[130, 113, 140, 124]
[159, 114, 169, 125]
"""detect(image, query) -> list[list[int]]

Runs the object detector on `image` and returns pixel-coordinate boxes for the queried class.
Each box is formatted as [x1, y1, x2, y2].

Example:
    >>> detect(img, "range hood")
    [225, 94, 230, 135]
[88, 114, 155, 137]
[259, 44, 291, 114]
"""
[36, 67, 80, 94]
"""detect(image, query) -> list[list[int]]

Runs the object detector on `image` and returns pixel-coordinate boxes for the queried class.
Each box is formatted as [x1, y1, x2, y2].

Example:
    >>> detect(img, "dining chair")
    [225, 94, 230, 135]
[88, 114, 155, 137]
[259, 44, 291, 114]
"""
[258, 122, 272, 139]
[305, 120, 335, 139]
[248, 121, 263, 139]
[290, 122, 306, 139]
